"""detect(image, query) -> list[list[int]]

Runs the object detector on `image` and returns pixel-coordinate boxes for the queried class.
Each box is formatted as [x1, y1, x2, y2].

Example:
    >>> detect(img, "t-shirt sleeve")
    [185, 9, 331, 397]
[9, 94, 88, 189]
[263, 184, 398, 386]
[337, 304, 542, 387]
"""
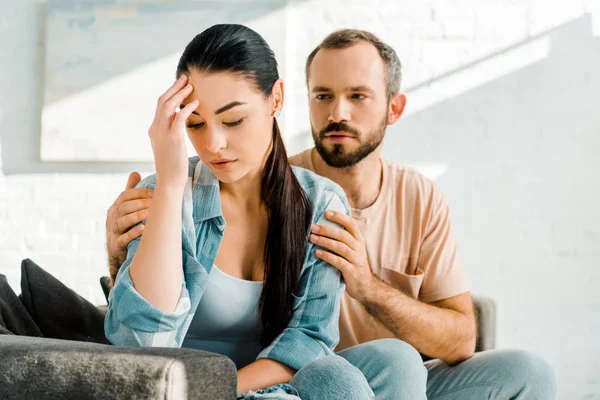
[418, 188, 470, 303]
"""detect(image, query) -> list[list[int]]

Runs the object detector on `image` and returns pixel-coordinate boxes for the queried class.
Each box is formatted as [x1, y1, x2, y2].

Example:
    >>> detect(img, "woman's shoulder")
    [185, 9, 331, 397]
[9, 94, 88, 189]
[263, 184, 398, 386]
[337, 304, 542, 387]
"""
[291, 166, 350, 217]
[291, 165, 345, 198]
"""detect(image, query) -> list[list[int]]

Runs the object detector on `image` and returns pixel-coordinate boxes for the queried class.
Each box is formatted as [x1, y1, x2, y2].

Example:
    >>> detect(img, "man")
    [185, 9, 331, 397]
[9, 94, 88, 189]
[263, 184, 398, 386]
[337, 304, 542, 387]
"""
[106, 30, 556, 399]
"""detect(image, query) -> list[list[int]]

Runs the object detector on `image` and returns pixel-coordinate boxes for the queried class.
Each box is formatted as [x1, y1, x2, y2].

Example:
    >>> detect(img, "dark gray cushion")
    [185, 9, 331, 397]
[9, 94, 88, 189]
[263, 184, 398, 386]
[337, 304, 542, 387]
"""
[0, 273, 42, 337]
[100, 276, 111, 302]
[0, 335, 237, 400]
[19, 258, 110, 344]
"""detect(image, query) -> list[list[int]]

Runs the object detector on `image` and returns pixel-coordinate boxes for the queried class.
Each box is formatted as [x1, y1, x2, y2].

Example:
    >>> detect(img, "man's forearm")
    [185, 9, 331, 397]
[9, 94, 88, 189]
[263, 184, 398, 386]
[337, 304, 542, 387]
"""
[108, 254, 124, 288]
[362, 279, 476, 364]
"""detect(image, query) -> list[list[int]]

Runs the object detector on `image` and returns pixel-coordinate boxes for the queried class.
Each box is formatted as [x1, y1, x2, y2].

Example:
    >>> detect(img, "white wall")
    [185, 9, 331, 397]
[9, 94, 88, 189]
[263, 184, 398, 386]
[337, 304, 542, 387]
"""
[1, 1, 599, 398]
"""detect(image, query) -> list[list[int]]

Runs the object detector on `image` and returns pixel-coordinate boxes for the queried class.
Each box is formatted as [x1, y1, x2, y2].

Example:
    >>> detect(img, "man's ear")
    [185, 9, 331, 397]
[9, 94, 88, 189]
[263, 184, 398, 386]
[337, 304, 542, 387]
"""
[387, 93, 407, 126]
[271, 79, 285, 116]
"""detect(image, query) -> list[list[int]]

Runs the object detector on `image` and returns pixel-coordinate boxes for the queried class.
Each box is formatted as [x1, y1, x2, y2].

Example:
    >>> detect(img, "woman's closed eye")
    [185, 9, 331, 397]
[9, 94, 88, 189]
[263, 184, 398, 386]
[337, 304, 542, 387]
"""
[223, 118, 244, 127]
[186, 118, 244, 129]
[186, 121, 205, 129]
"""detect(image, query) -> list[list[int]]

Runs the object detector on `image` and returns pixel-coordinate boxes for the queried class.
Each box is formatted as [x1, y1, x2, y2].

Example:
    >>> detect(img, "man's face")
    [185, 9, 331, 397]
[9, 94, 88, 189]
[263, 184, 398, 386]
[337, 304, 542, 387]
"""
[308, 42, 390, 168]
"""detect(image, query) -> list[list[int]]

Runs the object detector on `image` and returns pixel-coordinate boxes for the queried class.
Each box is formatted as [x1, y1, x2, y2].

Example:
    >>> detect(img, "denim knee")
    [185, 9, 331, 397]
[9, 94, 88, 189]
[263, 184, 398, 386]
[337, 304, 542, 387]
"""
[342, 339, 428, 400]
[494, 349, 557, 399]
[363, 338, 427, 381]
[290, 355, 374, 400]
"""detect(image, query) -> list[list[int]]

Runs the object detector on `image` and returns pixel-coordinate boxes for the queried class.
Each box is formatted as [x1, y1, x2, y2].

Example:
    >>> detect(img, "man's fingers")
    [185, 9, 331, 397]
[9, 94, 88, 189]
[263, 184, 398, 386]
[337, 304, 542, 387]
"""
[125, 172, 142, 190]
[117, 188, 154, 204]
[115, 210, 148, 235]
[324, 210, 361, 239]
[311, 224, 357, 249]
[116, 225, 144, 250]
[314, 249, 352, 274]
[310, 234, 354, 262]
[118, 198, 152, 217]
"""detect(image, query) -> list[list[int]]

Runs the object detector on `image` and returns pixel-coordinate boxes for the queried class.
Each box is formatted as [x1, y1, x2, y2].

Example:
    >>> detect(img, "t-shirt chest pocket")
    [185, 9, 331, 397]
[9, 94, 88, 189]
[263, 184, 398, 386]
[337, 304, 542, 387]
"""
[380, 256, 424, 300]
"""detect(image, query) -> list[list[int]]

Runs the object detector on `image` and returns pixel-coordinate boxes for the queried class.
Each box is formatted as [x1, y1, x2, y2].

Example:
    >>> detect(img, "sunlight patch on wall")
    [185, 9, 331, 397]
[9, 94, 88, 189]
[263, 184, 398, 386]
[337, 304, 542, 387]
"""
[41, 1, 287, 162]
[404, 36, 550, 117]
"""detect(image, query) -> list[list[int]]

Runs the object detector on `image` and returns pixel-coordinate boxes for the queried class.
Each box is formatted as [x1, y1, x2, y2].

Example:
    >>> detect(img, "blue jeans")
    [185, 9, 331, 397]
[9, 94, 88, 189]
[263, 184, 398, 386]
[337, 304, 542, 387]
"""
[290, 339, 557, 400]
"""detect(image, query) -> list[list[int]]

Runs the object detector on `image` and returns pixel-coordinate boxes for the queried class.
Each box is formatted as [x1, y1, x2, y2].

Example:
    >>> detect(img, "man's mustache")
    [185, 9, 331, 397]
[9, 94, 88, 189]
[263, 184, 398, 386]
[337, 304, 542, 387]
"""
[319, 122, 361, 138]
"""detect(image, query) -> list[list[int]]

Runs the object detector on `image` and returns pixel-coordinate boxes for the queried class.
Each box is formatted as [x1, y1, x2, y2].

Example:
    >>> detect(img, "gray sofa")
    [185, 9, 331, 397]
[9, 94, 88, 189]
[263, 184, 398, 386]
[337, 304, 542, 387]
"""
[0, 289, 495, 399]
[472, 295, 497, 353]
[0, 335, 237, 400]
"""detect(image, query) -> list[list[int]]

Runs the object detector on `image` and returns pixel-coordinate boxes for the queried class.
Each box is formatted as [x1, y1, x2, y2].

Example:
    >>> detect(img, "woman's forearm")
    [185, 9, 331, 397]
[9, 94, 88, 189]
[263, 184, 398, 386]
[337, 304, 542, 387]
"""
[129, 184, 184, 312]
[237, 358, 296, 394]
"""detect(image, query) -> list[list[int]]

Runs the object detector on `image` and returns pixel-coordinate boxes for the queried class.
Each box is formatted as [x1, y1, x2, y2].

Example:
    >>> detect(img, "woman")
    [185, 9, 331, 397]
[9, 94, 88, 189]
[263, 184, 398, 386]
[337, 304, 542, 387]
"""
[104, 24, 350, 395]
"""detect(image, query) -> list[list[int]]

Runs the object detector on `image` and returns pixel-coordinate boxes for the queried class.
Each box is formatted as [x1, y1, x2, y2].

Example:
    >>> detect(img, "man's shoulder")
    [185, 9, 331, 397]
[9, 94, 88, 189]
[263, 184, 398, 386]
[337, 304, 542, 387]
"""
[289, 148, 313, 170]
[288, 148, 346, 203]
[383, 158, 444, 204]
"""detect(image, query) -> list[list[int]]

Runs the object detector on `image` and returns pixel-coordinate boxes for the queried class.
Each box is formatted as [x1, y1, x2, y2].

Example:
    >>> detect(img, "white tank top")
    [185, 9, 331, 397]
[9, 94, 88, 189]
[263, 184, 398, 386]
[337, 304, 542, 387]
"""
[182, 265, 264, 369]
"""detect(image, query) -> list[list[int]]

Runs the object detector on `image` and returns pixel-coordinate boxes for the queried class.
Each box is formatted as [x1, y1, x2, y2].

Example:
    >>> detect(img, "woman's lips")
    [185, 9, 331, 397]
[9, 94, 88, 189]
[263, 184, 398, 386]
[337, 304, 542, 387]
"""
[211, 160, 237, 170]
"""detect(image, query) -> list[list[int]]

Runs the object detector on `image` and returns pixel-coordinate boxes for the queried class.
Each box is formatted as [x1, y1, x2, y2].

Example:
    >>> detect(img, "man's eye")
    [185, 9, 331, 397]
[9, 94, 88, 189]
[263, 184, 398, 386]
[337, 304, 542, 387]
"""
[351, 94, 366, 100]
[224, 119, 244, 127]
[316, 94, 331, 100]
[186, 122, 205, 129]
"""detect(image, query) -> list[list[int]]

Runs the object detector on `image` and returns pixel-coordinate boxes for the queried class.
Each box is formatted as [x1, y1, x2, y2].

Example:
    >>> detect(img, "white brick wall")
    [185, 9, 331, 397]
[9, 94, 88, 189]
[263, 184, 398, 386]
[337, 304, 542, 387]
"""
[0, 170, 134, 304]
[1, 0, 599, 398]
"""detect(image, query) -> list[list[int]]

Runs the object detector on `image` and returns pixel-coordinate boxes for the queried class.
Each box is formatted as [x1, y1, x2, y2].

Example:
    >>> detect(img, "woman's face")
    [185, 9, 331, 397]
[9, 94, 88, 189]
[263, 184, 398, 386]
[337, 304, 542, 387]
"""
[180, 70, 281, 183]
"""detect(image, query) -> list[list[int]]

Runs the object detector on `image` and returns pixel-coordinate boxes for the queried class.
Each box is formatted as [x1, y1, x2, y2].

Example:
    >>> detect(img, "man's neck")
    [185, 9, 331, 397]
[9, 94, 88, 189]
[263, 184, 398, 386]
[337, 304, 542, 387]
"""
[311, 148, 383, 210]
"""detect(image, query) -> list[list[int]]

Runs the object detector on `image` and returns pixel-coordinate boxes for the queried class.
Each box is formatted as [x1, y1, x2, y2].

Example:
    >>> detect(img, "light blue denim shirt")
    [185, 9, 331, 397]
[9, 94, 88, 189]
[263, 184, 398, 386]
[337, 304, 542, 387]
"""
[105, 156, 349, 371]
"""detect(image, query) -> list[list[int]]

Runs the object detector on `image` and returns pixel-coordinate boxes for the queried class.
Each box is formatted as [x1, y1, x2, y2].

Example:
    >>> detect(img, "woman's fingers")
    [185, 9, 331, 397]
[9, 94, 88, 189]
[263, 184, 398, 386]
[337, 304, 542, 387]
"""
[173, 99, 199, 132]
[153, 85, 195, 133]
[162, 83, 194, 121]
[145, 77, 195, 190]
[156, 75, 188, 110]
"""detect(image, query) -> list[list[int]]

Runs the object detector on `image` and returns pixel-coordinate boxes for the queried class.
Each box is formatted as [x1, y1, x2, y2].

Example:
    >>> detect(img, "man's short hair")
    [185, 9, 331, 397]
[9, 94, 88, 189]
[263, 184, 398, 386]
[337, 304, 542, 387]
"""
[305, 29, 402, 100]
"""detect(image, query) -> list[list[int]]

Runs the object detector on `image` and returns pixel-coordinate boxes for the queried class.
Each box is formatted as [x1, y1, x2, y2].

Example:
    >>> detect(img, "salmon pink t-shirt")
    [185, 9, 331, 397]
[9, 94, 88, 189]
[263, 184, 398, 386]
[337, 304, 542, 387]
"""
[289, 149, 469, 351]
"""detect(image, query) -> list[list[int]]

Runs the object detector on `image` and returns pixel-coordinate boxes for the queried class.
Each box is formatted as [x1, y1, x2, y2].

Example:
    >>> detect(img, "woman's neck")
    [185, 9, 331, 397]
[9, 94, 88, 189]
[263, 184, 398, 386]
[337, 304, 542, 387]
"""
[219, 170, 264, 213]
[219, 141, 273, 213]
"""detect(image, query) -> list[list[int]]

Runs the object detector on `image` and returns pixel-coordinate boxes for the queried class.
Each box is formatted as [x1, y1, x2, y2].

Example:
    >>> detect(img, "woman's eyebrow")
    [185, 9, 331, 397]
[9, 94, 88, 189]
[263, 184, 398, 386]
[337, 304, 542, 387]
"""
[179, 101, 247, 116]
[215, 101, 247, 115]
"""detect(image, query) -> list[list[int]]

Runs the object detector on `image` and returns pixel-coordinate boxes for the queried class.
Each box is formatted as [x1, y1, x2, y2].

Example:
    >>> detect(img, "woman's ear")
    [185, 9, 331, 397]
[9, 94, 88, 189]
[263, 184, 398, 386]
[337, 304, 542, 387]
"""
[271, 79, 285, 116]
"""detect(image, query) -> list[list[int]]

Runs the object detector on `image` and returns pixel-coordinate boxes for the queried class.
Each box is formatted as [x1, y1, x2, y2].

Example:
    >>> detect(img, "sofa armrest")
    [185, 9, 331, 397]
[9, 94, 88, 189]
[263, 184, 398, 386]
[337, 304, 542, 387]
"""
[0, 335, 236, 400]
[472, 295, 497, 352]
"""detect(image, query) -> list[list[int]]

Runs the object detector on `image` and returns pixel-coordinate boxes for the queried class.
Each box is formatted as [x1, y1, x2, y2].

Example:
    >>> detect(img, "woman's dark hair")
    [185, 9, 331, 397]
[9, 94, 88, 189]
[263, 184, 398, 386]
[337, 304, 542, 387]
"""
[177, 24, 313, 347]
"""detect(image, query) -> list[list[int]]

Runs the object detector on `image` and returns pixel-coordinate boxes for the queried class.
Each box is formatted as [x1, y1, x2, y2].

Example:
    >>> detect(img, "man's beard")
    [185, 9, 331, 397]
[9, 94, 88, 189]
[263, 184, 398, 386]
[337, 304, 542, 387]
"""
[312, 116, 387, 168]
